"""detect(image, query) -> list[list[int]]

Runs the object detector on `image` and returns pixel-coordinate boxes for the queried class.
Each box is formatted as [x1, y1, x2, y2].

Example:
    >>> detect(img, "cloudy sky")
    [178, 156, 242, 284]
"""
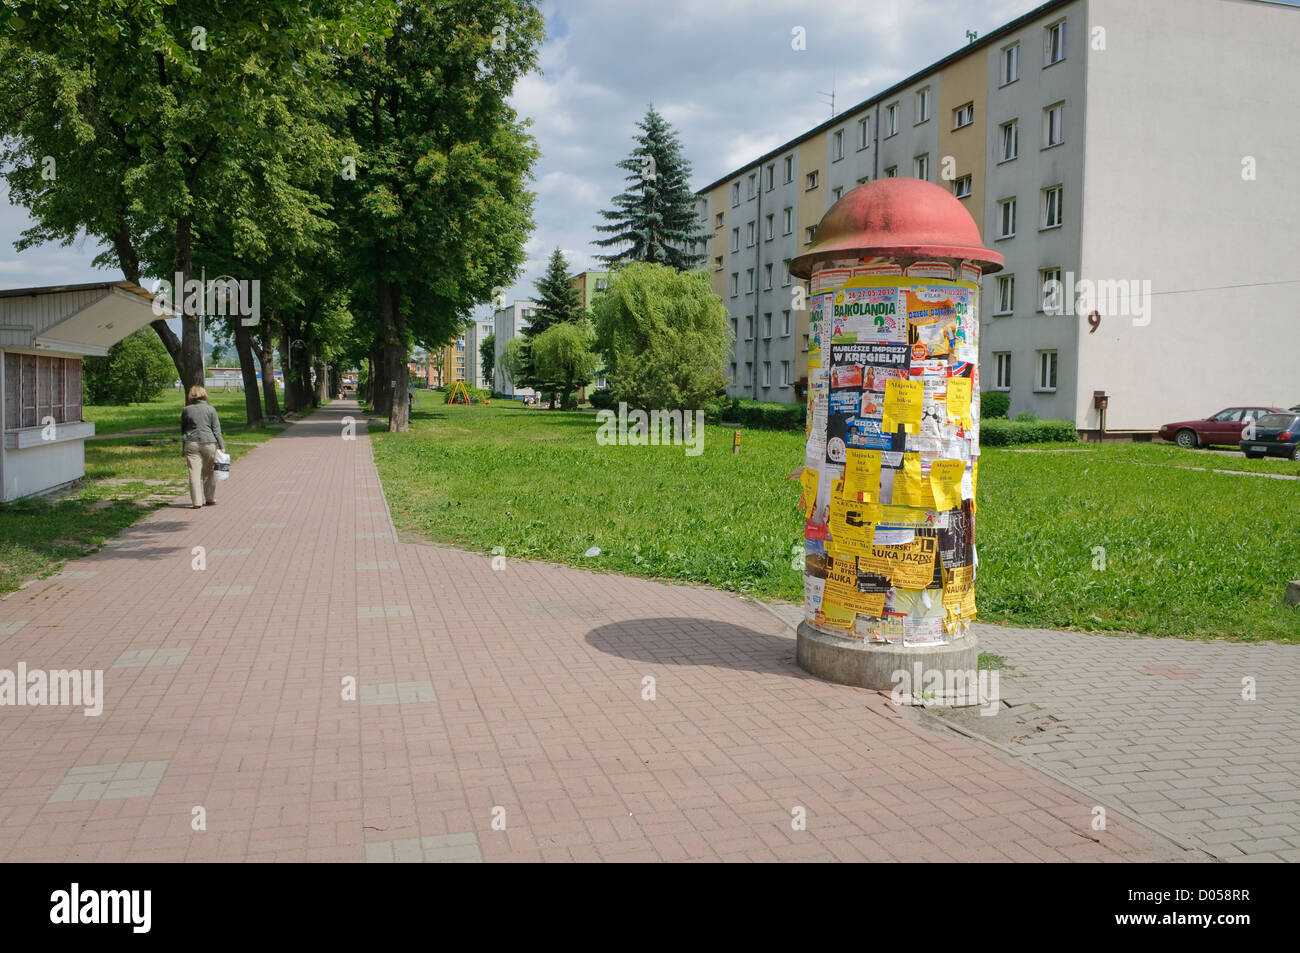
[0, 0, 1044, 328]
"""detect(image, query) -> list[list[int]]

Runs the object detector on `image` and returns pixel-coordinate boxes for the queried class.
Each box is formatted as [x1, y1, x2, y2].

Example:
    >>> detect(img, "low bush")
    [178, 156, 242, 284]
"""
[586, 388, 616, 411]
[980, 391, 1010, 419]
[981, 417, 1079, 446]
[731, 399, 805, 431]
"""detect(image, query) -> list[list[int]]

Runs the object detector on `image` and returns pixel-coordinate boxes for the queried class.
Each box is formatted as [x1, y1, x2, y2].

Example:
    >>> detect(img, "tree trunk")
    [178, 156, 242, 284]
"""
[259, 319, 281, 419]
[377, 278, 408, 432]
[280, 326, 300, 411]
[233, 320, 263, 428]
[369, 342, 387, 415]
[312, 354, 326, 407]
[174, 214, 204, 390]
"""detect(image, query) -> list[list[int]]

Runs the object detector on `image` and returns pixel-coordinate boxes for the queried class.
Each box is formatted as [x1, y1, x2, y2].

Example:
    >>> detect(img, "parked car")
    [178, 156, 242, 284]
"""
[1158, 407, 1282, 448]
[1240, 412, 1300, 461]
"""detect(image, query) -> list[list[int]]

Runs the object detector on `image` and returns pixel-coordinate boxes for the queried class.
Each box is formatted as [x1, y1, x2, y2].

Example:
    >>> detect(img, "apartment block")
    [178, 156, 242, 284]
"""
[492, 299, 538, 397]
[569, 270, 611, 312]
[696, 0, 1300, 433]
[464, 317, 495, 390]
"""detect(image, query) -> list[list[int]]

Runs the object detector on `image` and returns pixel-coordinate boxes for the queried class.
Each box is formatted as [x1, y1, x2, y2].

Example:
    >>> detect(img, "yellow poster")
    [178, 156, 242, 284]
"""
[942, 565, 976, 617]
[829, 493, 879, 556]
[945, 377, 972, 427]
[882, 378, 923, 435]
[890, 453, 927, 508]
[859, 534, 938, 588]
[843, 448, 882, 502]
[800, 467, 819, 518]
[823, 555, 886, 616]
[929, 459, 965, 512]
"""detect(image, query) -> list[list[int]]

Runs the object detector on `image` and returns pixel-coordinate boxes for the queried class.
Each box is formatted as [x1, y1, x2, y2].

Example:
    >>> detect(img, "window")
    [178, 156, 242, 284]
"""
[731, 227, 740, 252]
[747, 173, 757, 200]
[1045, 19, 1067, 65]
[782, 310, 791, 335]
[714, 256, 723, 271]
[885, 165, 898, 178]
[1000, 120, 1019, 162]
[782, 259, 792, 286]
[729, 273, 738, 296]
[886, 103, 899, 136]
[805, 170, 819, 190]
[1036, 349, 1058, 391]
[831, 186, 843, 201]
[858, 116, 870, 149]
[764, 214, 774, 240]
[805, 225, 816, 245]
[745, 315, 753, 339]
[913, 154, 929, 181]
[915, 87, 931, 123]
[783, 155, 794, 183]
[730, 363, 737, 381]
[782, 207, 793, 234]
[766, 163, 775, 191]
[856, 176, 869, 185]
[1044, 102, 1064, 147]
[1001, 43, 1020, 85]
[803, 334, 810, 352]
[744, 362, 753, 386]
[997, 197, 1017, 238]
[994, 352, 1012, 390]
[953, 102, 974, 129]
[1040, 267, 1063, 312]
[996, 275, 1015, 314]
[731, 182, 740, 206]
[763, 264, 773, 290]
[763, 312, 772, 337]
[832, 130, 844, 161]
[714, 212, 724, 228]
[762, 362, 771, 387]
[781, 361, 791, 387]
[1211, 408, 1242, 422]
[745, 268, 754, 293]
[953, 174, 972, 199]
[1042, 185, 1063, 229]
[746, 221, 755, 246]
[596, 278, 608, 291]
[730, 317, 738, 341]
[4, 354, 84, 428]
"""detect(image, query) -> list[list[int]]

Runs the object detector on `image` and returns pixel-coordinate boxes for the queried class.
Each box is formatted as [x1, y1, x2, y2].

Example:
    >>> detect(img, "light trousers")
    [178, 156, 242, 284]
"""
[183, 441, 218, 506]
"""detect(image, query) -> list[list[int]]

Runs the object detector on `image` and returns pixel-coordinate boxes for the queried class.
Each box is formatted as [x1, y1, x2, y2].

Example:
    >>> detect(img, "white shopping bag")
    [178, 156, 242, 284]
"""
[214, 449, 231, 481]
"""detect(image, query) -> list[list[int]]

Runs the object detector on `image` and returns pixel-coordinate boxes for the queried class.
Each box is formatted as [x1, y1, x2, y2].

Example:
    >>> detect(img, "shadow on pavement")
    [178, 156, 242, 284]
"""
[585, 616, 800, 674]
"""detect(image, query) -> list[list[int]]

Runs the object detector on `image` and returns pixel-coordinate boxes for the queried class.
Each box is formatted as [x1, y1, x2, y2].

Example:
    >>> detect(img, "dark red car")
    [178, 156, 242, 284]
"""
[1158, 407, 1282, 448]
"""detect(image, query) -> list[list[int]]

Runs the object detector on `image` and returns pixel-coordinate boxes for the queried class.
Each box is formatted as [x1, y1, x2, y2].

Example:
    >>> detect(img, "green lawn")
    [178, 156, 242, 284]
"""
[370, 395, 1300, 643]
[84, 388, 252, 434]
[0, 392, 303, 594]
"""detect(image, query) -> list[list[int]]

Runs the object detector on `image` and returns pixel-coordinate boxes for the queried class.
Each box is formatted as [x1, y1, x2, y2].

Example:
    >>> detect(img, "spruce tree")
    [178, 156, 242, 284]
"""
[519, 248, 584, 404]
[594, 105, 710, 270]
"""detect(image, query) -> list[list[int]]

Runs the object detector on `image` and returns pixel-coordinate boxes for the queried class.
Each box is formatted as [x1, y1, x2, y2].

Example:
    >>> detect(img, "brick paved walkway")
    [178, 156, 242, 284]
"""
[929, 625, 1300, 863]
[0, 400, 1196, 862]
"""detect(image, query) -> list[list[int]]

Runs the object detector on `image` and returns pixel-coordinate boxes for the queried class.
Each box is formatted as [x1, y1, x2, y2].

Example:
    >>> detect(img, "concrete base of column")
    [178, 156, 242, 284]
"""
[796, 621, 981, 702]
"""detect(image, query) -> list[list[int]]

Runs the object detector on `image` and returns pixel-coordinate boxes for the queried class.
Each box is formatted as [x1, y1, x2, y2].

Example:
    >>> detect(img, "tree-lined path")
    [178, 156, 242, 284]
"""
[0, 401, 1194, 861]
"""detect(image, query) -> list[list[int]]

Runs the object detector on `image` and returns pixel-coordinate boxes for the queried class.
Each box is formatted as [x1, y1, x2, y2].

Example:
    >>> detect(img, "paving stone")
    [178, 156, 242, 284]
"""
[112, 648, 190, 668]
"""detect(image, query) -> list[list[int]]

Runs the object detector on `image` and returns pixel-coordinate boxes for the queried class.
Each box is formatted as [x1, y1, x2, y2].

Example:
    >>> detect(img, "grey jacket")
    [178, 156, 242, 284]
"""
[181, 401, 225, 449]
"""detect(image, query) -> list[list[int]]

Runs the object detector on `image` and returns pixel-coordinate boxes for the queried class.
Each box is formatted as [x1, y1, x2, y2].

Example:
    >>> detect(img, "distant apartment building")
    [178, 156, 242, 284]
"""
[696, 0, 1300, 433]
[464, 318, 495, 390]
[569, 271, 611, 312]
[493, 300, 538, 397]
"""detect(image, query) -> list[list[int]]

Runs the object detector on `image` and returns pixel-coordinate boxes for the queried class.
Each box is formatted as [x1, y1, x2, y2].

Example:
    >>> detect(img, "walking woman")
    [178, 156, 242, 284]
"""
[181, 386, 225, 509]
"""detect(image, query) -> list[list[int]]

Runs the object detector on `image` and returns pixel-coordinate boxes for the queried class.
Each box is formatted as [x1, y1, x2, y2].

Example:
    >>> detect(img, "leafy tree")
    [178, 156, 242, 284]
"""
[594, 106, 709, 270]
[518, 247, 583, 402]
[501, 336, 527, 392]
[84, 328, 177, 404]
[337, 0, 543, 431]
[530, 322, 598, 411]
[590, 262, 729, 411]
[479, 332, 495, 390]
[0, 1, 387, 389]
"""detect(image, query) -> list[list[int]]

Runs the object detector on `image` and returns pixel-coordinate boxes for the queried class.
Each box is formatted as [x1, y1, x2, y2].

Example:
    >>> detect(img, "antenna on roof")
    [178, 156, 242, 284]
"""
[966, 30, 978, 44]
[817, 69, 836, 119]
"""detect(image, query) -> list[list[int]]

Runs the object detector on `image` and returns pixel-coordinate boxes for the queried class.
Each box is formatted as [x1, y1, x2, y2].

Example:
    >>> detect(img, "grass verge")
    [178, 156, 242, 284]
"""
[369, 396, 1300, 643]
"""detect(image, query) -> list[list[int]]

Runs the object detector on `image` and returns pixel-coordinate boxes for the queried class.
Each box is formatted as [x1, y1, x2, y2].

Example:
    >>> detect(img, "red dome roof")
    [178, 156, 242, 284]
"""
[789, 178, 1003, 278]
